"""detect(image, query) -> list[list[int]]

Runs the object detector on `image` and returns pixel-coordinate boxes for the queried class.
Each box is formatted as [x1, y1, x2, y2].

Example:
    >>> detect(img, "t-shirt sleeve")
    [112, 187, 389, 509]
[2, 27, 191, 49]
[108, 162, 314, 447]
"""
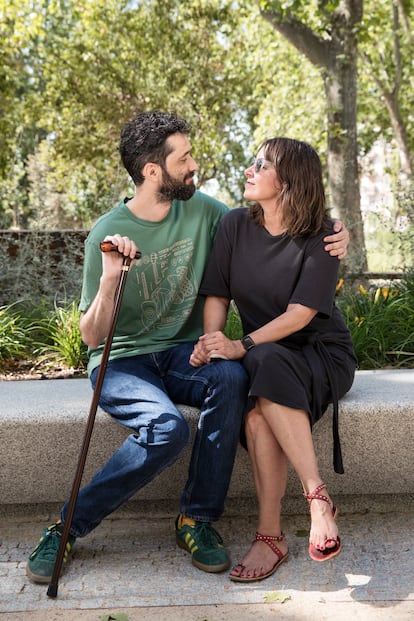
[205, 197, 229, 243]
[289, 226, 340, 318]
[199, 215, 232, 299]
[78, 233, 103, 313]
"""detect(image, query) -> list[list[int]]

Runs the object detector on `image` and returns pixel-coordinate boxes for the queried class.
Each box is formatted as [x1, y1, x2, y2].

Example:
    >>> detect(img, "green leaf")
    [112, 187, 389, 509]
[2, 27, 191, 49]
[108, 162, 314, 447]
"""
[264, 591, 291, 603]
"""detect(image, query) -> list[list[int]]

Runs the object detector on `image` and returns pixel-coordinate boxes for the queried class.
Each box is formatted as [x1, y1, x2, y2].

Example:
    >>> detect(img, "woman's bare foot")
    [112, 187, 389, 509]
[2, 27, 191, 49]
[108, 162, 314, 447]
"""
[304, 483, 341, 560]
[230, 532, 288, 582]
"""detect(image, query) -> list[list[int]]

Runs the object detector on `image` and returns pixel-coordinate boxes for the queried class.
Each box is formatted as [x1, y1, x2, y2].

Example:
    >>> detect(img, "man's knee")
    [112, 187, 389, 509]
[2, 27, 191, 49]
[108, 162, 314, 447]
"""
[170, 414, 191, 450]
[137, 412, 190, 454]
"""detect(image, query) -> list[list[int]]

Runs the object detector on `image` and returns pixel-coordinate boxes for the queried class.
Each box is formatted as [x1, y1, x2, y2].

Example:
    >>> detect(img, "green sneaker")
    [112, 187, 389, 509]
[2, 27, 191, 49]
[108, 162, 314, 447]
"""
[175, 514, 230, 573]
[26, 521, 76, 583]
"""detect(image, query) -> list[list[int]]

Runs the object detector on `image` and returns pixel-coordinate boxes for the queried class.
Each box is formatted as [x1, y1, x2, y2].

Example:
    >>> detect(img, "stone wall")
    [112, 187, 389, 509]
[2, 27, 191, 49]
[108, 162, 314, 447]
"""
[0, 230, 88, 307]
[0, 230, 405, 309]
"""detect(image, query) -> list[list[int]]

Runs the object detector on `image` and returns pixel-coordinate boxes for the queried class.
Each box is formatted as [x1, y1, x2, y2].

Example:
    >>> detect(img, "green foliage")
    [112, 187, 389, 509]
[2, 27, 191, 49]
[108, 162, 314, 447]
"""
[1, 0, 259, 227]
[258, 0, 348, 36]
[0, 303, 31, 360]
[0, 298, 87, 372]
[33, 299, 88, 370]
[363, 181, 414, 272]
[358, 0, 414, 158]
[224, 301, 243, 340]
[393, 183, 414, 269]
[246, 8, 328, 160]
[336, 274, 414, 369]
[1, 0, 414, 276]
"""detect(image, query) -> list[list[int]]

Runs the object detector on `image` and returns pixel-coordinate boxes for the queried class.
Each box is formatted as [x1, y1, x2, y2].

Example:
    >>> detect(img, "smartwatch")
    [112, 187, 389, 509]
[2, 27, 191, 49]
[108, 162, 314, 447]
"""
[241, 335, 256, 351]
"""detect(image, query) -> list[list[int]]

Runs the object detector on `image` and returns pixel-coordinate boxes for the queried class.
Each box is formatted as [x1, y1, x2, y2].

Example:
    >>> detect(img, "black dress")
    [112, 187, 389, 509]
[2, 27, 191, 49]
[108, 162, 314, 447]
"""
[199, 208, 357, 473]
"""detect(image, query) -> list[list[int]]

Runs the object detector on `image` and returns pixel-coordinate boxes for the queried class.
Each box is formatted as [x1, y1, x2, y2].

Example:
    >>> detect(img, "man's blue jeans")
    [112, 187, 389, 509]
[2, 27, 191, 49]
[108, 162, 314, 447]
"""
[61, 343, 248, 537]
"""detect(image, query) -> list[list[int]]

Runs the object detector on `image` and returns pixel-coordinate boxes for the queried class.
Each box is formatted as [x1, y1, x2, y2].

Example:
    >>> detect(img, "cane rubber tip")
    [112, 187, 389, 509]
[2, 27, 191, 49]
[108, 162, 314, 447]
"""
[47, 583, 58, 598]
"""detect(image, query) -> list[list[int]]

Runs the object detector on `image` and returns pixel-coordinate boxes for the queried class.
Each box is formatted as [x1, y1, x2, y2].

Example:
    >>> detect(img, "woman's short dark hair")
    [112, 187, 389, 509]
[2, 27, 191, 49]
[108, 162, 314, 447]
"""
[120, 112, 191, 185]
[249, 137, 328, 236]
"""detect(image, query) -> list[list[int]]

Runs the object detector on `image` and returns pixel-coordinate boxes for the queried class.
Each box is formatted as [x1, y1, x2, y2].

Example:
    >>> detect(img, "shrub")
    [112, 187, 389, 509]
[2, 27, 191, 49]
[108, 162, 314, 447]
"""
[336, 272, 414, 369]
[33, 299, 88, 370]
[0, 303, 31, 361]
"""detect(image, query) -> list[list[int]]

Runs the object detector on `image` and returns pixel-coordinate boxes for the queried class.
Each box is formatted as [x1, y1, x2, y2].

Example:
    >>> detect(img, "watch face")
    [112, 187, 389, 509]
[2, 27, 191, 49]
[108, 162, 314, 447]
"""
[242, 335, 255, 351]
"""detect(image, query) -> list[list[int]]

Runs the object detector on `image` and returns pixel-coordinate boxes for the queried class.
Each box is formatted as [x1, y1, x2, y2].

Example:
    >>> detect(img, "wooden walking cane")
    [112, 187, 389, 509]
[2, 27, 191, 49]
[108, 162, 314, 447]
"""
[47, 241, 141, 598]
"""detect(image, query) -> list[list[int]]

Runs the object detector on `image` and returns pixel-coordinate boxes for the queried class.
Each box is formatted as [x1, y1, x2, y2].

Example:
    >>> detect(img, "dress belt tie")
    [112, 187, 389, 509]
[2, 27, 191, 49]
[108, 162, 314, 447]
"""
[303, 336, 344, 474]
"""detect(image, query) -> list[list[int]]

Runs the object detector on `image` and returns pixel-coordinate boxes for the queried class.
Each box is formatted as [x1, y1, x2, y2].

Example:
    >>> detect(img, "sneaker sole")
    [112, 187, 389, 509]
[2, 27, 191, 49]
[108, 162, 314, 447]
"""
[176, 535, 230, 573]
[26, 564, 55, 584]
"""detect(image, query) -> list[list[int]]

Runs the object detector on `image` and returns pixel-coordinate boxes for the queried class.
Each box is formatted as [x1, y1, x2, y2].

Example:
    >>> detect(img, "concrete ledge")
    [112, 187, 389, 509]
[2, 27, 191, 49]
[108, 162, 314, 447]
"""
[0, 369, 413, 508]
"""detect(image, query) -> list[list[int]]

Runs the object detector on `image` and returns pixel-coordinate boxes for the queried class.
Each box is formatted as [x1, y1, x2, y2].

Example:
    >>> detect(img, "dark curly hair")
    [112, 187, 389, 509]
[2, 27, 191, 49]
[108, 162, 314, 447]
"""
[120, 112, 191, 185]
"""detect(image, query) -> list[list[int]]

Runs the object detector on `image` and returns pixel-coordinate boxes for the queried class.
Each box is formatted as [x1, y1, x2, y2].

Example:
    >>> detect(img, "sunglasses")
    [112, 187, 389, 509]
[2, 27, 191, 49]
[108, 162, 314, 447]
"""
[249, 158, 275, 173]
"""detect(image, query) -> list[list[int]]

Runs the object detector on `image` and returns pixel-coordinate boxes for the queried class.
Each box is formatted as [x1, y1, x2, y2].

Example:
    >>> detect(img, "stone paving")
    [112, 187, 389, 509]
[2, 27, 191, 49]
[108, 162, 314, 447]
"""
[1, 502, 413, 620]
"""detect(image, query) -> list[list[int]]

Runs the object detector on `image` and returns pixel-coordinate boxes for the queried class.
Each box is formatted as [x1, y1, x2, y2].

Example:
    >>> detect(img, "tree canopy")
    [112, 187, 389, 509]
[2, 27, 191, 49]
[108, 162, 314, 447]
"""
[0, 0, 260, 227]
[1, 0, 413, 271]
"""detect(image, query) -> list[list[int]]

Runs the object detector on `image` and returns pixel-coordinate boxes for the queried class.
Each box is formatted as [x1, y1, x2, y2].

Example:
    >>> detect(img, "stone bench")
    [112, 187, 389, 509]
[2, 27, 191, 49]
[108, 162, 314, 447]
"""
[0, 369, 413, 512]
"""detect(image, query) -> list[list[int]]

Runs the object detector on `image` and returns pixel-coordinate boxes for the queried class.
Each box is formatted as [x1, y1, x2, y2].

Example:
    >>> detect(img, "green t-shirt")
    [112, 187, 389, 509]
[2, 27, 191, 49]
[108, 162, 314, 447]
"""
[79, 190, 228, 375]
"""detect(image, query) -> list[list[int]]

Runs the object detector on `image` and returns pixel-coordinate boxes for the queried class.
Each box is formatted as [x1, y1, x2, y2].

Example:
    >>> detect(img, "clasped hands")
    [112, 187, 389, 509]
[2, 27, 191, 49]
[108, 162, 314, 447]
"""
[190, 331, 243, 367]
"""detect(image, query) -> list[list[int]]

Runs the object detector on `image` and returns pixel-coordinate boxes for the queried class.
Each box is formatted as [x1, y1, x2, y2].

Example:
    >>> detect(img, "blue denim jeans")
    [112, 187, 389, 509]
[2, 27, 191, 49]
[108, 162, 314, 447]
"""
[61, 343, 248, 537]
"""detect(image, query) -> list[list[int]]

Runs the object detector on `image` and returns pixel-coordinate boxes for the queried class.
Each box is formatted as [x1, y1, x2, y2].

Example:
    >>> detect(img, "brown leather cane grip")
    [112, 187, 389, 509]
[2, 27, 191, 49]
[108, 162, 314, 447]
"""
[100, 240, 141, 260]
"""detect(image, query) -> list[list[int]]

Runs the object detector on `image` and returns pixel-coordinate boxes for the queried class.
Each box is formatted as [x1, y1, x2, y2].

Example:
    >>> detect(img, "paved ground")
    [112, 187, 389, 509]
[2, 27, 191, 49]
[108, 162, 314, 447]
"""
[1, 499, 413, 621]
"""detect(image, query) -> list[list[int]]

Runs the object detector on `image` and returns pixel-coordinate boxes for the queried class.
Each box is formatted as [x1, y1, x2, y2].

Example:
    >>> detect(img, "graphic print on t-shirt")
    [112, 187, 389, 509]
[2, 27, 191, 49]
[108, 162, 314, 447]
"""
[133, 237, 198, 331]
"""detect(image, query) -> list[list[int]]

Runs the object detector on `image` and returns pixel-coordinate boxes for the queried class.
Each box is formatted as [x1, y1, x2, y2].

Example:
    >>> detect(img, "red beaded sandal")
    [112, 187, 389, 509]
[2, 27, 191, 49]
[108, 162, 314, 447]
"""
[229, 531, 288, 583]
[304, 483, 342, 562]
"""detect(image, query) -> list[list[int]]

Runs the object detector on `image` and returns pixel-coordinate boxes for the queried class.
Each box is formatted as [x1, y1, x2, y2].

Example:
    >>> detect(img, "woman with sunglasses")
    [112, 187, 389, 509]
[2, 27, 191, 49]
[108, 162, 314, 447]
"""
[190, 137, 357, 583]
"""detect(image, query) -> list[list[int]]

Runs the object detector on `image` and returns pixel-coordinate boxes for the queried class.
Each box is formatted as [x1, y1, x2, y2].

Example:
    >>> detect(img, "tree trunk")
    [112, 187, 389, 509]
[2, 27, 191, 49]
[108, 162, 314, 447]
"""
[259, 0, 367, 273]
[324, 9, 367, 272]
[382, 91, 413, 180]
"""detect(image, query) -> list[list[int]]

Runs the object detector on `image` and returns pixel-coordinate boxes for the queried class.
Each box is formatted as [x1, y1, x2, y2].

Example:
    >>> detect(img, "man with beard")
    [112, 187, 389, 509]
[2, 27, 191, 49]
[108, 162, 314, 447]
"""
[26, 112, 349, 583]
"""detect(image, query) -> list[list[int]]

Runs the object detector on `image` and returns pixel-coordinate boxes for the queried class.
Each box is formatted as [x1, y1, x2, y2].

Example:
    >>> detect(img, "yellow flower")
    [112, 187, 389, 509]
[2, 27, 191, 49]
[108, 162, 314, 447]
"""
[374, 288, 381, 303]
[336, 278, 344, 292]
[359, 284, 367, 295]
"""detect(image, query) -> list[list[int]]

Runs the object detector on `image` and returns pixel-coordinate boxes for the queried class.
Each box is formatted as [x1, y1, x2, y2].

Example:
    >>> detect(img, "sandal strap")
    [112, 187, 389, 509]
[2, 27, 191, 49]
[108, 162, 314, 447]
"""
[255, 531, 285, 562]
[303, 483, 329, 504]
[304, 482, 337, 518]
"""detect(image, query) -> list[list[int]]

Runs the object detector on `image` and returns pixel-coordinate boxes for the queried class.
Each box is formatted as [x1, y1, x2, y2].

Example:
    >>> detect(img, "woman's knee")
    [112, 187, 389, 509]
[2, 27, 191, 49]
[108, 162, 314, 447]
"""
[244, 407, 268, 438]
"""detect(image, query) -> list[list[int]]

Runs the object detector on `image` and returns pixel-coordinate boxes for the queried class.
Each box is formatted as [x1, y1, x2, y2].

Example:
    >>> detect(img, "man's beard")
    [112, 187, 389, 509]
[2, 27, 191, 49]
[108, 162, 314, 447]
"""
[158, 169, 196, 202]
